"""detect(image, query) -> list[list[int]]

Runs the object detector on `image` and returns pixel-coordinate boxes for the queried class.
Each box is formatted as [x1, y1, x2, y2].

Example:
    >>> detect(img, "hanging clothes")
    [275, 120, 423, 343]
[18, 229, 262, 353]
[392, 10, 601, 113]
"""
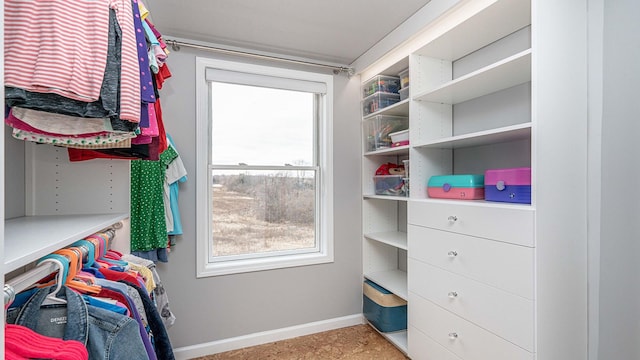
[165, 134, 187, 236]
[121, 253, 176, 327]
[107, 0, 141, 122]
[6, 226, 178, 359]
[6, 286, 150, 360]
[130, 159, 168, 253]
[4, 0, 175, 157]
[4, 0, 111, 102]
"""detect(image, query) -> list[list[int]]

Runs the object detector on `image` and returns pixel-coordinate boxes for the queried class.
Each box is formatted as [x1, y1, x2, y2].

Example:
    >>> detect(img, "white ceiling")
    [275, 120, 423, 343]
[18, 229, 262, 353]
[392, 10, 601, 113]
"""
[145, 0, 432, 65]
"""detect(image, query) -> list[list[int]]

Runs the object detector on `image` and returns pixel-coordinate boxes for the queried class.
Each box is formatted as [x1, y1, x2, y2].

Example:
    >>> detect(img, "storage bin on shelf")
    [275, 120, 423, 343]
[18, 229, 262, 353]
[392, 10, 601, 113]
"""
[398, 68, 409, 89]
[484, 167, 531, 204]
[363, 280, 407, 333]
[364, 115, 408, 151]
[374, 175, 406, 196]
[427, 174, 485, 200]
[399, 87, 409, 101]
[402, 160, 410, 196]
[388, 129, 409, 147]
[362, 75, 400, 97]
[362, 92, 401, 116]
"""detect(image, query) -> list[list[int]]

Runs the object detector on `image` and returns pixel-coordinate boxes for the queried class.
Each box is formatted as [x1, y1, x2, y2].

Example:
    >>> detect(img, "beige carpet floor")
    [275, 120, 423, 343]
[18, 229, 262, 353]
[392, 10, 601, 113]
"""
[192, 324, 409, 360]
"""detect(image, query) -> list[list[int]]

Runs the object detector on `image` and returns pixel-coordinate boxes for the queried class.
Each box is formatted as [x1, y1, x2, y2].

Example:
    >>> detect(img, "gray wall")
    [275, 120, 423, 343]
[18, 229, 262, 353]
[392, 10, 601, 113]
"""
[156, 48, 363, 348]
[597, 0, 640, 358]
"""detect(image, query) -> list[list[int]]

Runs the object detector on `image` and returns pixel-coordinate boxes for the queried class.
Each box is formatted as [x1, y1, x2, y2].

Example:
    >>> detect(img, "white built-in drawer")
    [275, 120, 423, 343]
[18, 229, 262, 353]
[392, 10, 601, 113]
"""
[409, 293, 534, 360]
[409, 260, 534, 351]
[409, 326, 462, 360]
[408, 224, 534, 299]
[408, 200, 534, 247]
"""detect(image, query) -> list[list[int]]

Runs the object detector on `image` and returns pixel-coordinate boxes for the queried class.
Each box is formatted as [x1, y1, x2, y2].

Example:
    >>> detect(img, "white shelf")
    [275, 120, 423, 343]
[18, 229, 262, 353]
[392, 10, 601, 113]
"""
[365, 269, 408, 301]
[4, 213, 128, 272]
[364, 231, 407, 250]
[364, 145, 410, 157]
[363, 195, 410, 202]
[366, 322, 408, 354]
[414, 122, 532, 149]
[383, 330, 408, 354]
[413, 49, 531, 104]
[412, 197, 535, 211]
[363, 99, 409, 118]
[414, 0, 531, 61]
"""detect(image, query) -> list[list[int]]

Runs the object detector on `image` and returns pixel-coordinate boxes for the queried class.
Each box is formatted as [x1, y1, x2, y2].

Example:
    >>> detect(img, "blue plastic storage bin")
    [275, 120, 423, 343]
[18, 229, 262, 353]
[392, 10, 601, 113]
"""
[363, 280, 407, 333]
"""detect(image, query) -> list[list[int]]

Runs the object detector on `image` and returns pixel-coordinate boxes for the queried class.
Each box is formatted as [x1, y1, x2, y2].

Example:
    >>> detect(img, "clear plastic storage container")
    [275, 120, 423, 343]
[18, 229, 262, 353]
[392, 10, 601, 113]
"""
[364, 115, 409, 151]
[362, 75, 401, 97]
[362, 92, 401, 116]
[399, 87, 409, 101]
[398, 69, 409, 89]
[374, 175, 406, 196]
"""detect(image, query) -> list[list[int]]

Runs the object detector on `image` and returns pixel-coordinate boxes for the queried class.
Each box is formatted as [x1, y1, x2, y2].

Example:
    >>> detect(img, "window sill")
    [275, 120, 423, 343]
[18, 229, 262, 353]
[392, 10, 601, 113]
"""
[197, 251, 334, 277]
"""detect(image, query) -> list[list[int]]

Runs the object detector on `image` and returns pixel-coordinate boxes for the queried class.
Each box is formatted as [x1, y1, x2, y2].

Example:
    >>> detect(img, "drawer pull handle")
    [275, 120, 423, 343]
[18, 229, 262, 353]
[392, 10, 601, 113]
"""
[448, 332, 458, 340]
[448, 291, 458, 299]
[447, 215, 458, 223]
[448, 251, 458, 258]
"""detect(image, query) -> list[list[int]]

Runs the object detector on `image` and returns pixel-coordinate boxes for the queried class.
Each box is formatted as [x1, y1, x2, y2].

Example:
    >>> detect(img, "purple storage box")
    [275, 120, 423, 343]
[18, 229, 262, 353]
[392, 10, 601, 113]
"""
[484, 167, 531, 204]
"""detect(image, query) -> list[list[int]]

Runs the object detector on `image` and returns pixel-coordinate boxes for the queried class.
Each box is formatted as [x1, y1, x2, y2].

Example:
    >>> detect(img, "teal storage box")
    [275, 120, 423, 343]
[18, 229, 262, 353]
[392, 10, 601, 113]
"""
[427, 174, 485, 200]
[363, 280, 407, 333]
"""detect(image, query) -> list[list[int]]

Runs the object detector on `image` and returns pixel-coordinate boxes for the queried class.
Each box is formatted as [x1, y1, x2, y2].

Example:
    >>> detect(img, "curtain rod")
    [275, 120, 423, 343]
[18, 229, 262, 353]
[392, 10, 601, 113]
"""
[166, 39, 355, 76]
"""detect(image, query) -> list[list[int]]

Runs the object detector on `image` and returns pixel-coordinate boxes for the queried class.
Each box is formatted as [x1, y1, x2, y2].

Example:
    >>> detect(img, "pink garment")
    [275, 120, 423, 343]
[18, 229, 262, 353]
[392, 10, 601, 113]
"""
[6, 109, 109, 138]
[154, 45, 167, 66]
[141, 101, 159, 136]
[132, 135, 152, 145]
[5, 347, 29, 360]
[4, 0, 110, 102]
[109, 0, 141, 122]
[5, 324, 89, 360]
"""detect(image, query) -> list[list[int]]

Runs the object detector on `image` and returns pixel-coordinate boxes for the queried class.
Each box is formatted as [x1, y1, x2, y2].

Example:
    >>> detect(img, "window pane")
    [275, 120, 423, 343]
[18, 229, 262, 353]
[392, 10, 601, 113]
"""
[212, 169, 316, 257]
[211, 83, 315, 166]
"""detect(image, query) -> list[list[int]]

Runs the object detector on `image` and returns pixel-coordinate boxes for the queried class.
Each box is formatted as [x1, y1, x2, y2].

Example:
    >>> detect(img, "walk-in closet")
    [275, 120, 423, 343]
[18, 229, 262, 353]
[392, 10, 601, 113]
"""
[2, 1, 639, 359]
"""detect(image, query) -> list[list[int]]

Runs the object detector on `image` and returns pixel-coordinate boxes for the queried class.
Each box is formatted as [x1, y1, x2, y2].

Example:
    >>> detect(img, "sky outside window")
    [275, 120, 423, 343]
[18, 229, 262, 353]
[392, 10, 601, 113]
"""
[211, 83, 314, 167]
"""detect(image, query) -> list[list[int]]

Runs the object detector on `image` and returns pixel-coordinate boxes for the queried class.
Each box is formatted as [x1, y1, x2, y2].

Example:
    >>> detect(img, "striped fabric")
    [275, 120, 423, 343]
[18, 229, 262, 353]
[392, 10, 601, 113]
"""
[109, 0, 141, 122]
[5, 0, 111, 102]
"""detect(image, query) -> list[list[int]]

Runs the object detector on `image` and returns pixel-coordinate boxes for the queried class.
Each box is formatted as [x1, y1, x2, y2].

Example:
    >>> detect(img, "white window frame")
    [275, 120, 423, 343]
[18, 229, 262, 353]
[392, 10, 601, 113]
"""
[195, 57, 334, 277]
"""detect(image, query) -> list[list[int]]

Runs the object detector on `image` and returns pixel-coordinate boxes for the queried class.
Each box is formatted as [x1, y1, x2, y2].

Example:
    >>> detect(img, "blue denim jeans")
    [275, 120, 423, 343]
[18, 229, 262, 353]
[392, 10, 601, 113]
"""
[7, 285, 150, 360]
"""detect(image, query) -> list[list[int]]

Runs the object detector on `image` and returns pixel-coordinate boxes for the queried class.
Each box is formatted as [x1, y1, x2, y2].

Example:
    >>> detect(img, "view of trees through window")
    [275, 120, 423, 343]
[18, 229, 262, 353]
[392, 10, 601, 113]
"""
[211, 170, 316, 257]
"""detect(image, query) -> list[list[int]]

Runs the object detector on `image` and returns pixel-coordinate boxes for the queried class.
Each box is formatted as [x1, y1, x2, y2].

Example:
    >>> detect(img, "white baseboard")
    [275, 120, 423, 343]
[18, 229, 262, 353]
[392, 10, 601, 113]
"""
[173, 314, 364, 360]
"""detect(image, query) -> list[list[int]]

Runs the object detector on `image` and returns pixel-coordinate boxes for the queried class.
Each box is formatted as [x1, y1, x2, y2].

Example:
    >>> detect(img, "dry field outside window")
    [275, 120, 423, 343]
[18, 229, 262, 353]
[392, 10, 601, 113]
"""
[212, 174, 316, 257]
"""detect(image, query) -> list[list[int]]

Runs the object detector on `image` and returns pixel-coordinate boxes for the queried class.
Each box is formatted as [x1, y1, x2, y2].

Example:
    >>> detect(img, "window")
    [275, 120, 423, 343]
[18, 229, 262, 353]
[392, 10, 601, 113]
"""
[196, 58, 334, 277]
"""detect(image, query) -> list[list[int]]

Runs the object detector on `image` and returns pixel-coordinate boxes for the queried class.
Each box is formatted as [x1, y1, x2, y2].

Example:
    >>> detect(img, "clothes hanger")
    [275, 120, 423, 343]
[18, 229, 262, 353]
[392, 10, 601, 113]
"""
[87, 233, 128, 267]
[37, 255, 69, 306]
[71, 240, 96, 267]
[54, 248, 101, 295]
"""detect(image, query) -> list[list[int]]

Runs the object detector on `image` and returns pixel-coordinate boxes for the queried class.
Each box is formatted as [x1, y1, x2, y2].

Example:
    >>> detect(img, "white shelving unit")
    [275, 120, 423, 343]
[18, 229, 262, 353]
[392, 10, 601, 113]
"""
[362, 99, 409, 119]
[364, 144, 409, 157]
[363, 231, 407, 250]
[361, 55, 410, 353]
[412, 49, 531, 104]
[5, 213, 128, 273]
[359, 0, 590, 358]
[414, 123, 532, 149]
[406, 1, 535, 358]
[364, 269, 408, 301]
[3, 142, 130, 330]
